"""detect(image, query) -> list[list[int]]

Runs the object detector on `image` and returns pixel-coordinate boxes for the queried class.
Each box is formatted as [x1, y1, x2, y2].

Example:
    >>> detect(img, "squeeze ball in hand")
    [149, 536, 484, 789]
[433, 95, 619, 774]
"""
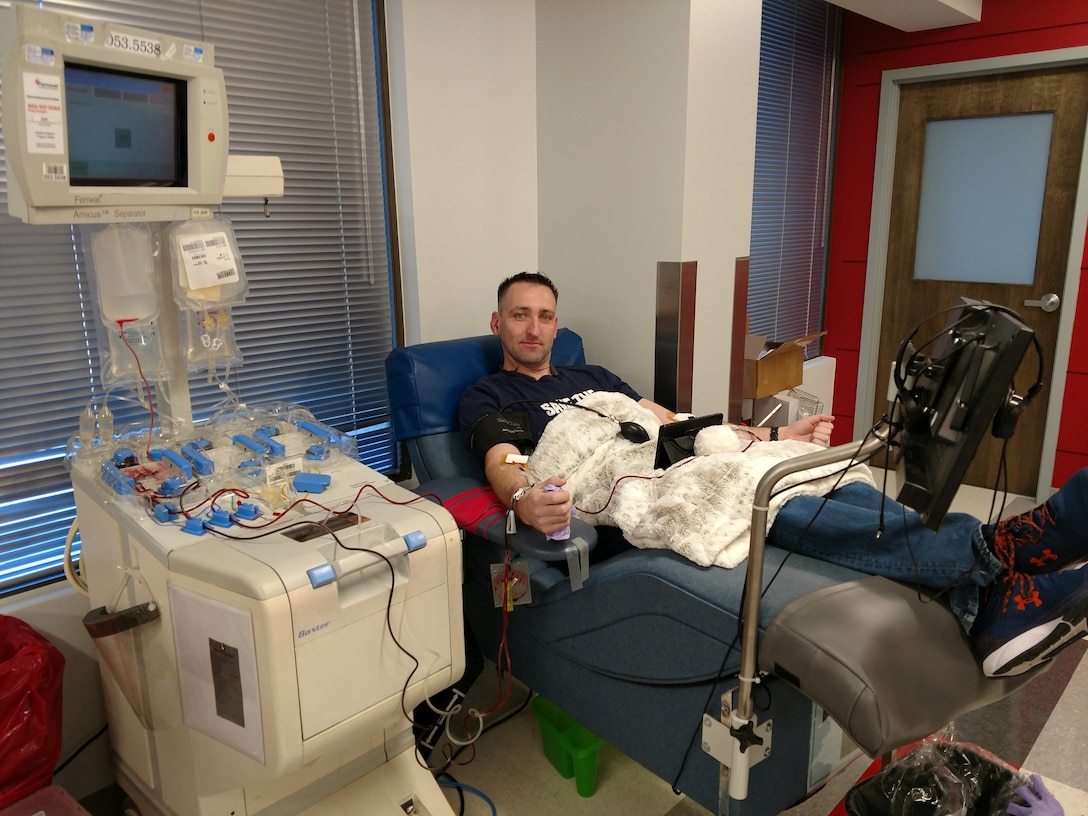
[542, 483, 571, 540]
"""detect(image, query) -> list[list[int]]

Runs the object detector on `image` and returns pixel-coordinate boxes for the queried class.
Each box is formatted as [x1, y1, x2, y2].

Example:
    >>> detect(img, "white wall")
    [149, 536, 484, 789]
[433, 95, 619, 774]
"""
[391, 0, 763, 412]
[681, 0, 762, 412]
[386, 0, 539, 345]
[536, 0, 690, 399]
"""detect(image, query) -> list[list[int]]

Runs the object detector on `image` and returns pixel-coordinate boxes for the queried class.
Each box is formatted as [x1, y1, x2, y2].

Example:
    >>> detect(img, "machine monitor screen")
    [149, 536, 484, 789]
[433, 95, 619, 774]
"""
[894, 299, 1037, 530]
[0, 4, 228, 224]
[64, 63, 185, 187]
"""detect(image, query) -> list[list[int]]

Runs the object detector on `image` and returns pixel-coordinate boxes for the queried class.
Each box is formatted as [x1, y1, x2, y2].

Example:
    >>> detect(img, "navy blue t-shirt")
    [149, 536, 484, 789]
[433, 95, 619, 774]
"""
[458, 365, 642, 459]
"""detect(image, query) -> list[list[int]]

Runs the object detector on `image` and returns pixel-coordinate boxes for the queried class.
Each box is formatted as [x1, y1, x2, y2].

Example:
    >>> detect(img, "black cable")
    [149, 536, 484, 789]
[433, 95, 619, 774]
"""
[669, 630, 741, 795]
[762, 423, 886, 590]
[874, 429, 1008, 609]
[987, 442, 1012, 525]
[876, 408, 903, 537]
[669, 425, 887, 793]
[216, 516, 428, 735]
[444, 683, 533, 768]
[496, 396, 652, 445]
[54, 723, 109, 775]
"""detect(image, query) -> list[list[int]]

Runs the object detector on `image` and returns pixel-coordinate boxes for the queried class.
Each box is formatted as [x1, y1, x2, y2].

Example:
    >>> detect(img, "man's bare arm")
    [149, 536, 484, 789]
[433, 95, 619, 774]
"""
[638, 397, 673, 424]
[639, 398, 834, 447]
[482, 442, 572, 535]
[483, 442, 532, 506]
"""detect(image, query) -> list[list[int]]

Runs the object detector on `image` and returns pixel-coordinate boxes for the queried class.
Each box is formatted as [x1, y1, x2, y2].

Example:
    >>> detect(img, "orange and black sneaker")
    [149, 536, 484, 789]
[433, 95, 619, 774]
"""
[971, 564, 1088, 677]
[984, 468, 1088, 575]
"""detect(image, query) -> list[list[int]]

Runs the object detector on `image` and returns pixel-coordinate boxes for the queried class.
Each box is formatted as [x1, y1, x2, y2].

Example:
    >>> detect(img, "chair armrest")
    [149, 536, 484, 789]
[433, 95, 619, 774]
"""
[414, 477, 597, 587]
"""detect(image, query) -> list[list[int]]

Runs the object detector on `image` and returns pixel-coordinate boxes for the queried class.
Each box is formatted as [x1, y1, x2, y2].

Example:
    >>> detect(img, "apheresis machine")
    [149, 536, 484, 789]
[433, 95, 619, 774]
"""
[1, 6, 464, 816]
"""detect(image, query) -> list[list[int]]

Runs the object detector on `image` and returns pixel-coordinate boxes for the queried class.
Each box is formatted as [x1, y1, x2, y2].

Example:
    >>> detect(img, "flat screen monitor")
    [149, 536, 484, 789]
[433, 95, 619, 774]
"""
[894, 299, 1037, 529]
[64, 63, 185, 188]
[0, 4, 228, 224]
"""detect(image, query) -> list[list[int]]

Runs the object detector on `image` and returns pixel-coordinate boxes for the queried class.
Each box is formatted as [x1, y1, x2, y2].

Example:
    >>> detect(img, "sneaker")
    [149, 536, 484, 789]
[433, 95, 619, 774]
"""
[971, 565, 1088, 677]
[985, 468, 1088, 574]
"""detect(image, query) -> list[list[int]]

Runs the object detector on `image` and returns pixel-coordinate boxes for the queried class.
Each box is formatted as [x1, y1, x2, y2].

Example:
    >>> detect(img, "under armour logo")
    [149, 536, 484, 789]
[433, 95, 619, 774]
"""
[1030, 549, 1059, 568]
[1014, 591, 1043, 611]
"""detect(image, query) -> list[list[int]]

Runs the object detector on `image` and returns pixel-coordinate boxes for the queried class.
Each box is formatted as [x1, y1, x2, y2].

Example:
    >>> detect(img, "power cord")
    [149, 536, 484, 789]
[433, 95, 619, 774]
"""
[53, 723, 109, 776]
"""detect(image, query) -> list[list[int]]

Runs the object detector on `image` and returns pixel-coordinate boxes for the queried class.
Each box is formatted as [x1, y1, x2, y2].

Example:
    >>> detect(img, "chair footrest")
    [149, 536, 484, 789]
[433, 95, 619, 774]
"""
[760, 576, 1037, 757]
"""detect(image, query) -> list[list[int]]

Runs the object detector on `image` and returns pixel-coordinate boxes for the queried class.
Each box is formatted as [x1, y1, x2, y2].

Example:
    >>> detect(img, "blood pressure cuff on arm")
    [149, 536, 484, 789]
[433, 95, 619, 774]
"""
[469, 411, 535, 460]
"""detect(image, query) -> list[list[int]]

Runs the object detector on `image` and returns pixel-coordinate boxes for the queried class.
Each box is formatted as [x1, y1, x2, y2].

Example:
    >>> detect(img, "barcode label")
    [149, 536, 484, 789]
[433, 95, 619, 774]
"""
[177, 230, 241, 291]
[267, 459, 302, 483]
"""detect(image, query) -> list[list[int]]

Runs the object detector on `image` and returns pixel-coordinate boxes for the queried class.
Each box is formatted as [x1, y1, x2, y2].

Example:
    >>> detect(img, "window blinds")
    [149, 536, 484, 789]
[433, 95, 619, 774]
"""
[0, 0, 394, 593]
[748, 0, 840, 347]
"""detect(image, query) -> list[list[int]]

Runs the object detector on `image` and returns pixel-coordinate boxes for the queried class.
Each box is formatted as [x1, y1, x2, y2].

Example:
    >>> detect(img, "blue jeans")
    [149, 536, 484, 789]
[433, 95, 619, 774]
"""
[768, 482, 1003, 633]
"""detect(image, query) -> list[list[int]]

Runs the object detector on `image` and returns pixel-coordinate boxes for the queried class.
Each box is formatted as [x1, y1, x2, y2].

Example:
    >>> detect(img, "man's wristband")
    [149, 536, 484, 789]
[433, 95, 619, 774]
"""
[506, 485, 531, 534]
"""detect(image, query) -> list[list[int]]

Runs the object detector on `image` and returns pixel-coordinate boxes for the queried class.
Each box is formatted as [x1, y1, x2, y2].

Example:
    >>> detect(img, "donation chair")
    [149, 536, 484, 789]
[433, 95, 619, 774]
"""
[385, 328, 1038, 816]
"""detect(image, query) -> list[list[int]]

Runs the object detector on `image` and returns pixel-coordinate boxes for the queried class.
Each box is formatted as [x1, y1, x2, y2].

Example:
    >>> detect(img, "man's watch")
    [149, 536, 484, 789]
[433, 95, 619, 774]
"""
[510, 485, 531, 506]
[769, 427, 779, 441]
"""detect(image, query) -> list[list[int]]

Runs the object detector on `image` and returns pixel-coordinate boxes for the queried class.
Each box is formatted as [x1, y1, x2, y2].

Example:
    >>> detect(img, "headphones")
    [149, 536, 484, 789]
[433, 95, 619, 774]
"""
[893, 302, 1045, 441]
[991, 376, 1044, 439]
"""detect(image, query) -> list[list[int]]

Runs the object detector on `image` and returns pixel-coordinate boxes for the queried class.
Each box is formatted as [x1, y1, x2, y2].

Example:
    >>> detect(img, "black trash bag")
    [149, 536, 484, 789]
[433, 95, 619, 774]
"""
[845, 741, 1028, 816]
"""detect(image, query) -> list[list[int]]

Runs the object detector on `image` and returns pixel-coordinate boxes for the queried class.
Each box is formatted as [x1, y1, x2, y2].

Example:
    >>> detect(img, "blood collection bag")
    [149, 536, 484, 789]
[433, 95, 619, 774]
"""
[88, 223, 165, 385]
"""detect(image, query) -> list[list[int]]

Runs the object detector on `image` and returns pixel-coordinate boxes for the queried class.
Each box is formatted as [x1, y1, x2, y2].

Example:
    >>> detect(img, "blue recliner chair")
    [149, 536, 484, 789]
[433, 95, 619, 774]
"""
[385, 328, 1037, 816]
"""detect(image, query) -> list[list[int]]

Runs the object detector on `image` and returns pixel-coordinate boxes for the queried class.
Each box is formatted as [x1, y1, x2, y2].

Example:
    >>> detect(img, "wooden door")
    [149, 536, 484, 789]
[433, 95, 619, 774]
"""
[876, 66, 1088, 496]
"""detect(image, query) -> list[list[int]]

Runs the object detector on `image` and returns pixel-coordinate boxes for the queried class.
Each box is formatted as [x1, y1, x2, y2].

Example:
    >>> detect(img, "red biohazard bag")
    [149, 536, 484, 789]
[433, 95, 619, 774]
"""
[0, 615, 65, 810]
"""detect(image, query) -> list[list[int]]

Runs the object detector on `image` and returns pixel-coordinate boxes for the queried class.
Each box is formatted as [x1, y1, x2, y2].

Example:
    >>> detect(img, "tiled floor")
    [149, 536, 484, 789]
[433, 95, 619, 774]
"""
[424, 473, 1088, 816]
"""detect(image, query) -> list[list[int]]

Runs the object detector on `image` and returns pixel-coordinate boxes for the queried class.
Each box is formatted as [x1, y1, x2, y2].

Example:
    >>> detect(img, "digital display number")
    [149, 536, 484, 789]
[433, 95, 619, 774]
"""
[105, 32, 161, 57]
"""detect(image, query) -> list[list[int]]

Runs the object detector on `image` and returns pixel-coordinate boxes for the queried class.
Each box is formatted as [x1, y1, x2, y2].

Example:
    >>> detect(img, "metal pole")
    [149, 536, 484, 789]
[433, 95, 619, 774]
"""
[728, 423, 892, 800]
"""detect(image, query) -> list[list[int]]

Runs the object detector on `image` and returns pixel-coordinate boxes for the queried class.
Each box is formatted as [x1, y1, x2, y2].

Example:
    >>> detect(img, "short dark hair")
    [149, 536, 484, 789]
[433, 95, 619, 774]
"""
[497, 271, 559, 308]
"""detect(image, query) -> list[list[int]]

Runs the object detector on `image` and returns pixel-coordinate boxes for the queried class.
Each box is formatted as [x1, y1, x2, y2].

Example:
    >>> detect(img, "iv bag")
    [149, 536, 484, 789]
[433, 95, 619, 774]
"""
[168, 217, 248, 309]
[167, 218, 248, 377]
[87, 223, 165, 386]
[181, 307, 242, 375]
[90, 224, 159, 324]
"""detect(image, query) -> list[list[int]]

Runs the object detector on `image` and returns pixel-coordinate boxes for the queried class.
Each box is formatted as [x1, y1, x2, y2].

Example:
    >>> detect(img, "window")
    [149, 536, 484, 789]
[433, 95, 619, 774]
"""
[0, 0, 396, 594]
[748, 0, 840, 346]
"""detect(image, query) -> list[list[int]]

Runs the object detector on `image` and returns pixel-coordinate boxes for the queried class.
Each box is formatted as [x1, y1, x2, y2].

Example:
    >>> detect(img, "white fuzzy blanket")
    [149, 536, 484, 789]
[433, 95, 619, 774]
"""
[528, 392, 875, 568]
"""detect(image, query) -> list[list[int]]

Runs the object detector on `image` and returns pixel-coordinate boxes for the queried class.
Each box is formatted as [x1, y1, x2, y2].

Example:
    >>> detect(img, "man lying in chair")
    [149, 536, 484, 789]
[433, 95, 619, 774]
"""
[459, 271, 1088, 679]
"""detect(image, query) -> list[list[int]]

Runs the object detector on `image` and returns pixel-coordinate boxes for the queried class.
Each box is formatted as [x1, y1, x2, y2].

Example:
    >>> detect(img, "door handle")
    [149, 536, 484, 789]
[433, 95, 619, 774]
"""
[1023, 292, 1060, 313]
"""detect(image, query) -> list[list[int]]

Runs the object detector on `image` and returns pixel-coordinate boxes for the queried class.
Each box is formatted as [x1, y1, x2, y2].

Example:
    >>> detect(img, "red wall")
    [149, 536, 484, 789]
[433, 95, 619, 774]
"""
[827, 0, 1088, 486]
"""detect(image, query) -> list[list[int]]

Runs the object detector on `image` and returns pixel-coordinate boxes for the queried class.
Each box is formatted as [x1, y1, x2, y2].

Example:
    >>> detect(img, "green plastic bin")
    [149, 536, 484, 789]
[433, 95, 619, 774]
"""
[531, 696, 606, 797]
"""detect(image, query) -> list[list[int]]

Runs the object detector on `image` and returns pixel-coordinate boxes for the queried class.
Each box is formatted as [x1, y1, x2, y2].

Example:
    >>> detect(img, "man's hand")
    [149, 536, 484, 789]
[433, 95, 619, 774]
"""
[781, 414, 835, 447]
[513, 476, 572, 535]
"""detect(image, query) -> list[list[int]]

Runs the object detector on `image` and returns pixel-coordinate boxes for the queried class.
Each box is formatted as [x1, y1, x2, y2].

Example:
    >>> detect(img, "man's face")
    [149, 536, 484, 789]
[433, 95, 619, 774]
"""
[491, 281, 559, 371]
